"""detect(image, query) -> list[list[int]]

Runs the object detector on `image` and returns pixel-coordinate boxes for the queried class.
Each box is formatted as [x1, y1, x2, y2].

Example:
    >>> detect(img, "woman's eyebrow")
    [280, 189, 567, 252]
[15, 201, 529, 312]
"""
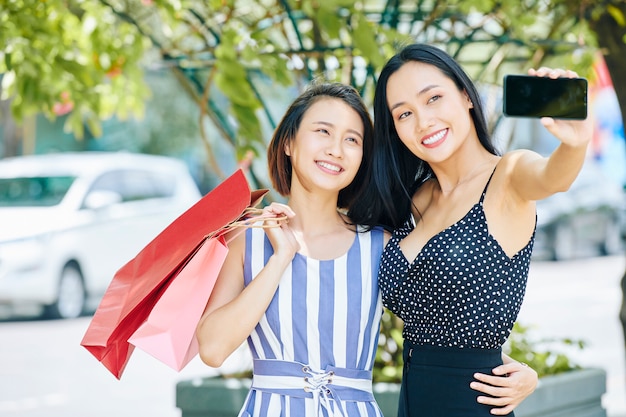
[389, 84, 440, 111]
[313, 121, 363, 140]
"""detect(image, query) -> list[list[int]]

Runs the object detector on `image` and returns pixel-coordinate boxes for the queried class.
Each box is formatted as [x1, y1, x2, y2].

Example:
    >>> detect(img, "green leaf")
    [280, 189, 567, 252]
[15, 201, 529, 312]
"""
[607, 4, 626, 27]
[316, 7, 342, 40]
[4, 52, 11, 71]
[257, 55, 292, 85]
[85, 113, 103, 138]
[352, 14, 384, 68]
[65, 110, 85, 140]
[214, 71, 258, 107]
[232, 102, 262, 143]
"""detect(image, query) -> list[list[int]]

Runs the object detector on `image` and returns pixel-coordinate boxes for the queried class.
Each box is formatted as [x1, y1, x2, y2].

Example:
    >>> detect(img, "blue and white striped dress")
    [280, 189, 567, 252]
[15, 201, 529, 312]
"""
[239, 226, 385, 417]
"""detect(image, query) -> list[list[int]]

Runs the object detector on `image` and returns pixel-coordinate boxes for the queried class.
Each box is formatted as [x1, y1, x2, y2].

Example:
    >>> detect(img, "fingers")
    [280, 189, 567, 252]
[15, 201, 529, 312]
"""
[471, 364, 537, 413]
[476, 393, 514, 407]
[540, 116, 555, 127]
[260, 203, 296, 229]
[490, 404, 516, 415]
[471, 380, 520, 413]
[490, 361, 529, 376]
[470, 376, 512, 399]
[254, 203, 300, 262]
[263, 202, 296, 220]
[473, 372, 512, 387]
[527, 66, 593, 141]
[476, 364, 538, 394]
[528, 67, 579, 79]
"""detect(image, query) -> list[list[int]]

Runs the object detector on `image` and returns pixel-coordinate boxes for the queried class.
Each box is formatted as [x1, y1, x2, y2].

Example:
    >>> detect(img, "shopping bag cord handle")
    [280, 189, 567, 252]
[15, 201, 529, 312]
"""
[206, 208, 288, 242]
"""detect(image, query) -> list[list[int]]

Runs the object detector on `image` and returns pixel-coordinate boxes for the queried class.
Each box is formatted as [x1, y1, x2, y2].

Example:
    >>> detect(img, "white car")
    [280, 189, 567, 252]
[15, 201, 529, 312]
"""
[0, 152, 201, 319]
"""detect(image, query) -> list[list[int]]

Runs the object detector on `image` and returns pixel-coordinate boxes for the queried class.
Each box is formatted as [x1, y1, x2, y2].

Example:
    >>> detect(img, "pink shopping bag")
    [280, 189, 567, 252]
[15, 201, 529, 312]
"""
[128, 234, 229, 371]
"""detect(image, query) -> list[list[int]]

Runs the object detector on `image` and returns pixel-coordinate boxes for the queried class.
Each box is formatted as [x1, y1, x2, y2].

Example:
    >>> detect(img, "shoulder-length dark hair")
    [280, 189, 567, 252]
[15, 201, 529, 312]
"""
[350, 43, 500, 230]
[267, 82, 374, 210]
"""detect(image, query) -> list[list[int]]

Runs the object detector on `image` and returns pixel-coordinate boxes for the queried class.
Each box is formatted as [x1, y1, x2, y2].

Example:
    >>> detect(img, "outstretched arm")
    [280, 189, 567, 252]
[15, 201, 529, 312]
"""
[507, 67, 593, 203]
[470, 353, 538, 415]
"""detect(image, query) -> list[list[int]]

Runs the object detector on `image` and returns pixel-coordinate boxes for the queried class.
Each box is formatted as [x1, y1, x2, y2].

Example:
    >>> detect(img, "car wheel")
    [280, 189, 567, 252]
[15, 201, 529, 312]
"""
[552, 221, 576, 261]
[45, 264, 86, 319]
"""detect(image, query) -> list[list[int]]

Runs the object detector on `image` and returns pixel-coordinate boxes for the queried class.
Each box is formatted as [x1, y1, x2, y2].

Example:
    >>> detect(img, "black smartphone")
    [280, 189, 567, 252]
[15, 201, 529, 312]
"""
[503, 74, 588, 119]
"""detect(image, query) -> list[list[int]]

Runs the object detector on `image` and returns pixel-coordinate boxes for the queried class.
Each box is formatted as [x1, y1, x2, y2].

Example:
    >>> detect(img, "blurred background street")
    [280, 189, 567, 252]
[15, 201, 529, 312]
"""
[1, 254, 625, 417]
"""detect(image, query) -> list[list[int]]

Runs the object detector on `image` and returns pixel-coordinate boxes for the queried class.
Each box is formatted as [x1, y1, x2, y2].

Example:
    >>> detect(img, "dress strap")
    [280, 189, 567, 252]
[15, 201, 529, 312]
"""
[478, 163, 499, 205]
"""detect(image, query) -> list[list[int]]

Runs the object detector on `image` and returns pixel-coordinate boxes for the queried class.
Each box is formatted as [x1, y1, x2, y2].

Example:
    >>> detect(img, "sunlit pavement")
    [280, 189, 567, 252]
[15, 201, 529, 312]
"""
[0, 317, 249, 417]
[518, 255, 626, 417]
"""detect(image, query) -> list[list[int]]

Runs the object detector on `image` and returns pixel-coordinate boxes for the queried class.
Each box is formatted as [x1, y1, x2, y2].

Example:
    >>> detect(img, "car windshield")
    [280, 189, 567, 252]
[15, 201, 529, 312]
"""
[0, 176, 76, 207]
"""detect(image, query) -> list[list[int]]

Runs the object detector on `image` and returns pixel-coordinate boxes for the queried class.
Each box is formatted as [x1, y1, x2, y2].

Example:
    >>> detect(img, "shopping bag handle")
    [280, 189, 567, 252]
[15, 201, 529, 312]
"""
[207, 208, 288, 243]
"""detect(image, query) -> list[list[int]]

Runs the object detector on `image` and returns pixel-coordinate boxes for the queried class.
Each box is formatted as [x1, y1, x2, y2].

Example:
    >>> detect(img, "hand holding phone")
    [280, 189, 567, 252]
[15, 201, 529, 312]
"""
[503, 74, 588, 120]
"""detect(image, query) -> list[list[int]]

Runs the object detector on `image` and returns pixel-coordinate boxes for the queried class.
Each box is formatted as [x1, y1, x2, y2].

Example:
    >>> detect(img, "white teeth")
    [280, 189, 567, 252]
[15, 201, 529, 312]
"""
[423, 129, 446, 145]
[317, 161, 341, 172]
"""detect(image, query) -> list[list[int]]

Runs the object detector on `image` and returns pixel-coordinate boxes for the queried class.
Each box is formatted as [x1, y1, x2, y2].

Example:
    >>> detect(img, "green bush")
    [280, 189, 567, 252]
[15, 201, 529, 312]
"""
[373, 309, 405, 383]
[504, 322, 586, 378]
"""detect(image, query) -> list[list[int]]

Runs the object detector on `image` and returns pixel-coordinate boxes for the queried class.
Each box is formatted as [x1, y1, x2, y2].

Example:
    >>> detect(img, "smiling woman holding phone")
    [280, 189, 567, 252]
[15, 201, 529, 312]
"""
[350, 43, 593, 416]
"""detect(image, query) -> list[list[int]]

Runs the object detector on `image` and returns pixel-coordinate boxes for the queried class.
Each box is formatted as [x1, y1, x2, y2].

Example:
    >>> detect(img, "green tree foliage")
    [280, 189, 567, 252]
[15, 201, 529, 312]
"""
[99, 0, 409, 177]
[2, 0, 625, 176]
[0, 0, 151, 139]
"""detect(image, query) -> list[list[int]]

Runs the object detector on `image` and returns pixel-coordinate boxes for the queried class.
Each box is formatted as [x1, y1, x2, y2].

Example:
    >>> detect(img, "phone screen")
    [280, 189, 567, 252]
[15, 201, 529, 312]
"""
[503, 75, 588, 120]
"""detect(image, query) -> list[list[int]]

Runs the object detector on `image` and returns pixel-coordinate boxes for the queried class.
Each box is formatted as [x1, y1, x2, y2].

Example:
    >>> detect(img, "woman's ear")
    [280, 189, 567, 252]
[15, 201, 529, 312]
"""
[284, 142, 291, 157]
[463, 90, 474, 109]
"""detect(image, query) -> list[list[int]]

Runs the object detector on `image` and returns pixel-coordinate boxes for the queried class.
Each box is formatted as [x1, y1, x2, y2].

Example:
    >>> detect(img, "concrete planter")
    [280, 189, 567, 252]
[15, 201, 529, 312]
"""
[176, 377, 252, 417]
[515, 368, 607, 417]
[176, 368, 606, 417]
[373, 383, 401, 416]
[175, 378, 400, 417]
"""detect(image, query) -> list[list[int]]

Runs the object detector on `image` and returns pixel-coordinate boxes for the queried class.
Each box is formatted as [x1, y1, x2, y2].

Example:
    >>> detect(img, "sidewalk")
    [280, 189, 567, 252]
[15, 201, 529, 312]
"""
[517, 255, 626, 417]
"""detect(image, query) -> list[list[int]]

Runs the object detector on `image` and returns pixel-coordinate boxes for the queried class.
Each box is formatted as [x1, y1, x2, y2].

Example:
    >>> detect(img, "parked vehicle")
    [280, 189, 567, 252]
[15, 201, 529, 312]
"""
[0, 152, 201, 319]
[532, 160, 625, 261]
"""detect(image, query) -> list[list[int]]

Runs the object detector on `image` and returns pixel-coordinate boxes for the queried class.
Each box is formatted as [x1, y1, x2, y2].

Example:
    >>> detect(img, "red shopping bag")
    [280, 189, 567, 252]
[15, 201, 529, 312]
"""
[127, 235, 228, 371]
[80, 169, 267, 379]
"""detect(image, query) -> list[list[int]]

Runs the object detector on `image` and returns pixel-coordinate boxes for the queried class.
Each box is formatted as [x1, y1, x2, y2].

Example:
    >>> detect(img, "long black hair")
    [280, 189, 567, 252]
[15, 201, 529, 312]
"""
[349, 43, 500, 230]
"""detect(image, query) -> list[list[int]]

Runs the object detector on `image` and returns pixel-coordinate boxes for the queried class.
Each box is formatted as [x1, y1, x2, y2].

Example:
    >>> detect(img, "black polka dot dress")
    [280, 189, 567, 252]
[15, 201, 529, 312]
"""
[379, 170, 536, 416]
